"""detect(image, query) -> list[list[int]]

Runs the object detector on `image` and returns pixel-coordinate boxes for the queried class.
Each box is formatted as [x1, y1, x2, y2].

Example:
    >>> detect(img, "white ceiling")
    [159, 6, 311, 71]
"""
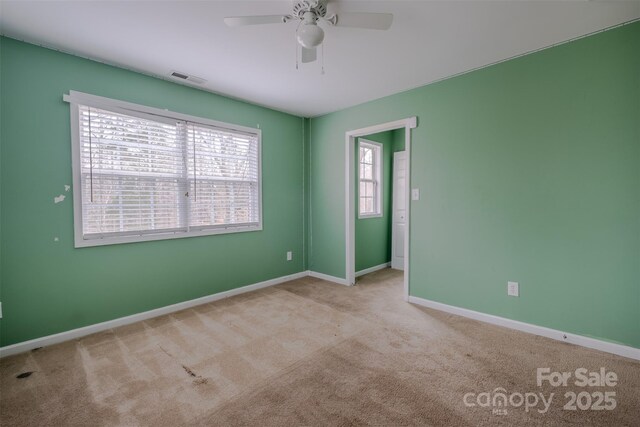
[1, 1, 638, 117]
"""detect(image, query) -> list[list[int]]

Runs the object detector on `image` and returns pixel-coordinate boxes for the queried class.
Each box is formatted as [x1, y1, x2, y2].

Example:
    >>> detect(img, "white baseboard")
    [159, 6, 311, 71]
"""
[0, 271, 308, 358]
[307, 270, 350, 286]
[408, 296, 640, 361]
[7, 273, 634, 361]
[355, 262, 390, 278]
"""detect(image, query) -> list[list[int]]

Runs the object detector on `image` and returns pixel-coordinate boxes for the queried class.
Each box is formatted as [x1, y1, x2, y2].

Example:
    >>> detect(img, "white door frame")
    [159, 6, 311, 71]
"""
[345, 116, 418, 301]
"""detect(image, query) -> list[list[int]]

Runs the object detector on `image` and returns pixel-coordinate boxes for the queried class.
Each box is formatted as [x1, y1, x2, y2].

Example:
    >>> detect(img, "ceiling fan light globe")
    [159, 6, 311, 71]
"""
[296, 23, 324, 49]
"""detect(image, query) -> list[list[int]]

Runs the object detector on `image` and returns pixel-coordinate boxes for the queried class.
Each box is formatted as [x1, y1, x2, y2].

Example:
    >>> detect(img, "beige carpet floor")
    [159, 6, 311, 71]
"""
[1, 269, 638, 426]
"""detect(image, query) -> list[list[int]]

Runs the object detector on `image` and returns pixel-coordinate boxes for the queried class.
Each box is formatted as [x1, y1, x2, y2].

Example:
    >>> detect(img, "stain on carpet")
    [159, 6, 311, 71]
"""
[15, 371, 33, 379]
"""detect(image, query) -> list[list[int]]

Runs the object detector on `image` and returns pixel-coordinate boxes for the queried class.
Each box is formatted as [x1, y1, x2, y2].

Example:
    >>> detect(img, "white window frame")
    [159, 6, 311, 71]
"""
[358, 139, 383, 219]
[64, 90, 262, 248]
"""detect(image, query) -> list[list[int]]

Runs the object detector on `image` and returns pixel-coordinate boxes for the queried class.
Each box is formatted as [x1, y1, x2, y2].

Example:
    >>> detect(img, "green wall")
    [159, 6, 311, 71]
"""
[393, 128, 405, 152]
[309, 22, 640, 348]
[2, 22, 639, 351]
[0, 38, 305, 346]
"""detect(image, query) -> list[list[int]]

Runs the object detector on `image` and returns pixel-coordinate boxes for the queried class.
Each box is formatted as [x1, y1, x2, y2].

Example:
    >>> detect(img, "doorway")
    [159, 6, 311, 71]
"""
[345, 117, 417, 301]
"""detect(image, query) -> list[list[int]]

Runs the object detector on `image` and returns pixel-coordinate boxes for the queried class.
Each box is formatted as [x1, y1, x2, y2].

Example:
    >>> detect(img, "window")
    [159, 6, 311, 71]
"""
[358, 139, 382, 218]
[65, 91, 261, 247]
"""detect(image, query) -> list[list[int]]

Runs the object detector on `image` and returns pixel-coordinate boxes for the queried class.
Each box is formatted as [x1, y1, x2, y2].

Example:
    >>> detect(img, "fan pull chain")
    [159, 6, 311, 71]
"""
[321, 42, 325, 75]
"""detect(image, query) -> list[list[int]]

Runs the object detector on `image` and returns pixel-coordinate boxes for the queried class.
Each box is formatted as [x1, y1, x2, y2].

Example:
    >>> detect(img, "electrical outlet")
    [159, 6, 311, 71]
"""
[507, 281, 519, 297]
[0, 302, 3, 318]
[411, 188, 420, 201]
[286, 251, 292, 261]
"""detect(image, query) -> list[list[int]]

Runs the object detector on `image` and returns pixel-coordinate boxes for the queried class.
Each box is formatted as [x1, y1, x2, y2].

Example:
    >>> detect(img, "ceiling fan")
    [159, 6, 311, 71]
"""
[224, 0, 393, 64]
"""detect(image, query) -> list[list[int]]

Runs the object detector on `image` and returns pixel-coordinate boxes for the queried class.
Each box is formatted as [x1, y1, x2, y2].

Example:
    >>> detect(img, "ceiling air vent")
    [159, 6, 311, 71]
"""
[170, 71, 206, 85]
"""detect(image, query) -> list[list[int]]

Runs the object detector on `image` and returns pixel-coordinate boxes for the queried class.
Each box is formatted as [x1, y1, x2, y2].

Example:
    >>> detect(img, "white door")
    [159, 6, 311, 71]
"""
[391, 151, 407, 270]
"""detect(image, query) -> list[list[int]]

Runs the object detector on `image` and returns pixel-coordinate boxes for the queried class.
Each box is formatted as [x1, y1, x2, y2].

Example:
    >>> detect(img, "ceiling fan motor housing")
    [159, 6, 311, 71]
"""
[293, 0, 327, 19]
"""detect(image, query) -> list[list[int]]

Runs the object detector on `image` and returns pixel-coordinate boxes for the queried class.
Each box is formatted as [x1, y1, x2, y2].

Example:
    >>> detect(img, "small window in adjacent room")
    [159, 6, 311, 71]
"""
[64, 91, 262, 247]
[358, 139, 382, 218]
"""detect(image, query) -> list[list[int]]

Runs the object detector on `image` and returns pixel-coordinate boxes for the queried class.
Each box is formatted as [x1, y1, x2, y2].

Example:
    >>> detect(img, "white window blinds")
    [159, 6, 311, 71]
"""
[80, 106, 186, 237]
[187, 123, 260, 229]
[75, 102, 261, 245]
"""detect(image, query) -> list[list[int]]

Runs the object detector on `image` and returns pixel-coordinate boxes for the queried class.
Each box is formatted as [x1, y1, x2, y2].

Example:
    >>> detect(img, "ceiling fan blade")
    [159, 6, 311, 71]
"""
[332, 13, 393, 30]
[301, 47, 317, 64]
[224, 15, 290, 27]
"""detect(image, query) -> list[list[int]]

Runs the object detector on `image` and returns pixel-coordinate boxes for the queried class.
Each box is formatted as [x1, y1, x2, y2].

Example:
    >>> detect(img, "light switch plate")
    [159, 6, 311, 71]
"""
[411, 188, 420, 201]
[507, 281, 519, 297]
[286, 251, 292, 261]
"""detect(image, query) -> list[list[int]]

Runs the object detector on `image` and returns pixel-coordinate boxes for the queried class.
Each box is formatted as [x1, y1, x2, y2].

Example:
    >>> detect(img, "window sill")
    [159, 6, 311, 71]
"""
[358, 213, 383, 220]
[74, 224, 263, 248]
